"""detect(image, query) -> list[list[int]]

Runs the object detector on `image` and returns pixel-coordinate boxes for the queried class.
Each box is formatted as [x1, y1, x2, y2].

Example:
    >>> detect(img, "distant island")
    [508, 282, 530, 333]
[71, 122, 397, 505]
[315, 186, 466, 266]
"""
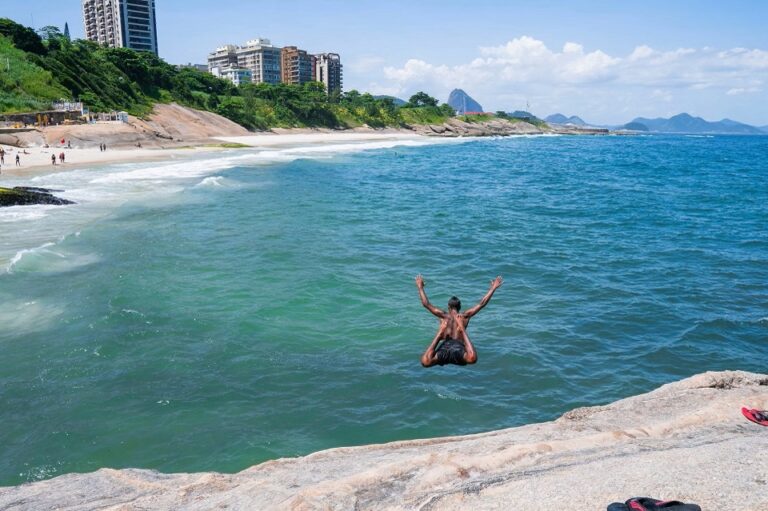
[625, 113, 764, 134]
[545, 114, 587, 126]
[543, 112, 766, 134]
[620, 121, 649, 132]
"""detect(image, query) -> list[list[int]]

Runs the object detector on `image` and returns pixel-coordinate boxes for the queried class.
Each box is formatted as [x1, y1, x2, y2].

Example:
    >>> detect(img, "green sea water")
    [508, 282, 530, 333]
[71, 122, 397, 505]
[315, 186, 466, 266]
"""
[1, 134, 766, 485]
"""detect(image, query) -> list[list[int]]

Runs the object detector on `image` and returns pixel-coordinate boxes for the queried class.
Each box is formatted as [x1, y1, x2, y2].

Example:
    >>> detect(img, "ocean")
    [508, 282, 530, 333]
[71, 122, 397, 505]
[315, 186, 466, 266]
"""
[0, 134, 766, 486]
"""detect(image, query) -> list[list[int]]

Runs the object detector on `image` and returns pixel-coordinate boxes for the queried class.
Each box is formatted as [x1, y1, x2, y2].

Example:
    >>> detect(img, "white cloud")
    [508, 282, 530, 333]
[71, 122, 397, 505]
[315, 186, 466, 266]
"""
[349, 56, 387, 73]
[380, 36, 768, 106]
[629, 45, 654, 61]
[651, 89, 673, 102]
[726, 87, 762, 95]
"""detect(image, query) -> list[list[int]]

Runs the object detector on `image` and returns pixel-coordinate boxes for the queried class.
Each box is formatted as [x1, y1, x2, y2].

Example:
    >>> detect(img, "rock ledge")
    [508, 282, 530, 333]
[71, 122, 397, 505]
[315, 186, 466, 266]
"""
[1, 371, 766, 510]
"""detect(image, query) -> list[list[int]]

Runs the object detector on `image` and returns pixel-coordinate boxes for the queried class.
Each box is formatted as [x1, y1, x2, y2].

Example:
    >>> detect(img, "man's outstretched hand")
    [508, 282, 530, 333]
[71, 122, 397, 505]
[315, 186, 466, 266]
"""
[415, 274, 425, 289]
[490, 276, 503, 289]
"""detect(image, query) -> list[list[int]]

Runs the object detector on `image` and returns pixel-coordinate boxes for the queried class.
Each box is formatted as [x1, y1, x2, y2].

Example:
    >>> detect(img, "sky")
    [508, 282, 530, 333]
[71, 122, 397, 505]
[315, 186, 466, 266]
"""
[3, 0, 768, 125]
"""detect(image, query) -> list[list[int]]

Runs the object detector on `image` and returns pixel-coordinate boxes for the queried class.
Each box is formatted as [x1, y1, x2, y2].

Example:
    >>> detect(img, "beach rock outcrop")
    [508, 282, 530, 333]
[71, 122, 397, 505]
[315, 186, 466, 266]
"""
[1, 371, 766, 510]
[0, 186, 75, 207]
[409, 118, 545, 137]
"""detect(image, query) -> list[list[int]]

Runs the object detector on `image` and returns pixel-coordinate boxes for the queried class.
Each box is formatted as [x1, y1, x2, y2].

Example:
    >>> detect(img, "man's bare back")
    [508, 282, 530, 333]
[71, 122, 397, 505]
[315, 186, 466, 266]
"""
[416, 275, 503, 367]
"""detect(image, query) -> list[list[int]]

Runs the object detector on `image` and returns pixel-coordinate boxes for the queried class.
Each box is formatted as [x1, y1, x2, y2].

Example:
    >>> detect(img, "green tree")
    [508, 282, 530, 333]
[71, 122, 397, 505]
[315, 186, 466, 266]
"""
[439, 103, 456, 117]
[37, 26, 62, 41]
[0, 18, 46, 55]
[406, 91, 438, 108]
[206, 92, 220, 110]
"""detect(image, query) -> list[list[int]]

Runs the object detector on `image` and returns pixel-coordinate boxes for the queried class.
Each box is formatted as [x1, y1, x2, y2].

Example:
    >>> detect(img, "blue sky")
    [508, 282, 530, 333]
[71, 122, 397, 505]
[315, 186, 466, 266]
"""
[3, 0, 768, 125]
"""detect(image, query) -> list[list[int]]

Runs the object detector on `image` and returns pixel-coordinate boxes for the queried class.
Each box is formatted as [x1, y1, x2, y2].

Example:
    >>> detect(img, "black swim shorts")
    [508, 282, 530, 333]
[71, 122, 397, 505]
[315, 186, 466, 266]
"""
[435, 339, 467, 366]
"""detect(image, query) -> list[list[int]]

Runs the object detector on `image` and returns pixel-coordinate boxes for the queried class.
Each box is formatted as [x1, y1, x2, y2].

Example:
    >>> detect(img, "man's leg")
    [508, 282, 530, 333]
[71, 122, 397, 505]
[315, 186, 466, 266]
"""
[421, 324, 447, 367]
[456, 321, 477, 364]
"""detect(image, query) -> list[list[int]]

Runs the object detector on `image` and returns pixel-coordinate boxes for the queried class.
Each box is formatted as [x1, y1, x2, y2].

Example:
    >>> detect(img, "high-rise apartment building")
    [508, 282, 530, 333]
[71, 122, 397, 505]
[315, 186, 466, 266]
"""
[82, 0, 159, 55]
[314, 53, 343, 94]
[237, 39, 282, 84]
[207, 39, 282, 85]
[207, 45, 239, 72]
[281, 46, 314, 85]
[207, 40, 342, 89]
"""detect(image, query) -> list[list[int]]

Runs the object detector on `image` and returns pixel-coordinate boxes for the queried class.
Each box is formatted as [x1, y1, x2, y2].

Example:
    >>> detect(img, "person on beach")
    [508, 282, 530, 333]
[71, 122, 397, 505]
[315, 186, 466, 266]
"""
[59, 152, 65, 164]
[15, 154, 20, 166]
[0, 147, 5, 164]
[51, 154, 56, 165]
[416, 275, 503, 367]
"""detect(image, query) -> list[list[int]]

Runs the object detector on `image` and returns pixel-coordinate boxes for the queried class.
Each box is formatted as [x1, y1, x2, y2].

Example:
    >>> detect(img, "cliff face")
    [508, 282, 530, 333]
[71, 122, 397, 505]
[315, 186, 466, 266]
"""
[1, 371, 766, 510]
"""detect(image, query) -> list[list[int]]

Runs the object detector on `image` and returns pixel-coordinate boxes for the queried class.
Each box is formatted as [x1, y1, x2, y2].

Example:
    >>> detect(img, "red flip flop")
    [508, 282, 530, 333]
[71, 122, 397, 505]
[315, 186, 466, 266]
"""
[741, 407, 768, 426]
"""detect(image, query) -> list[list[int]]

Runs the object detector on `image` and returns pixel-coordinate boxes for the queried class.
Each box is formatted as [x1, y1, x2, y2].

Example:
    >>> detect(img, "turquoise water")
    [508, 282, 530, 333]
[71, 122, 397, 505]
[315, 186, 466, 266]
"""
[1, 134, 767, 485]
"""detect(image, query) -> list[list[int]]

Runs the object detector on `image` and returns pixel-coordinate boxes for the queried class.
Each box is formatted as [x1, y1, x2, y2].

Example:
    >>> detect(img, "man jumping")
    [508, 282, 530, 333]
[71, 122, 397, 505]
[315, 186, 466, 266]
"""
[416, 274, 503, 367]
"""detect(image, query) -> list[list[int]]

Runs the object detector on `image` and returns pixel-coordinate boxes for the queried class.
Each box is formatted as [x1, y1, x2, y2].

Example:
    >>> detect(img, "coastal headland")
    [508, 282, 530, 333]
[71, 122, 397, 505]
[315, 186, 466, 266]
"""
[1, 371, 765, 510]
[0, 103, 607, 178]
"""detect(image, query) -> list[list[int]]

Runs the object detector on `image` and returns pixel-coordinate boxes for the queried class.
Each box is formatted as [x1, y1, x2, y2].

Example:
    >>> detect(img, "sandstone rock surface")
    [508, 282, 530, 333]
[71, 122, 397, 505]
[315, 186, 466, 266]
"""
[8, 103, 251, 149]
[1, 371, 766, 510]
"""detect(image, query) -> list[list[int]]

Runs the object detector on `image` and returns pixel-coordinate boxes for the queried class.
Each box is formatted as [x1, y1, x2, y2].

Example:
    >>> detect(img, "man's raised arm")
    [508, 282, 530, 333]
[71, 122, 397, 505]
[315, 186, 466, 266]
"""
[415, 274, 445, 318]
[463, 276, 503, 318]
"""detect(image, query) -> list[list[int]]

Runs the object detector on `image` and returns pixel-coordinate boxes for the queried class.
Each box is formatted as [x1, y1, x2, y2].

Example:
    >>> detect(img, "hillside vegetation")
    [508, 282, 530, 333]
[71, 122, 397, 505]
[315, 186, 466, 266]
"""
[0, 18, 458, 130]
[0, 34, 69, 112]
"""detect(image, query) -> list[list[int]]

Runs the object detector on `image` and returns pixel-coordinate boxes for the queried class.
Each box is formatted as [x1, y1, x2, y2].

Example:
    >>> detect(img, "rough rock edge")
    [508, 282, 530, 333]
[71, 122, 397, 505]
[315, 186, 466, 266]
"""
[0, 186, 75, 207]
[405, 118, 611, 138]
[1, 370, 766, 511]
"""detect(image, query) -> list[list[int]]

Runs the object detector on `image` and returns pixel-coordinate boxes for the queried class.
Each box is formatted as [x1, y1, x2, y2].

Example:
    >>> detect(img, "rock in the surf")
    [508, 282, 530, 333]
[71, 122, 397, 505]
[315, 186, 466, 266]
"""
[0, 186, 75, 207]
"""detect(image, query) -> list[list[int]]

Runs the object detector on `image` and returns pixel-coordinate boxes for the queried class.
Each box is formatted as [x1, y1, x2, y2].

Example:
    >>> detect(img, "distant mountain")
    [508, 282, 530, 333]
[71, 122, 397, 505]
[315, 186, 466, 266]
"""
[545, 113, 587, 126]
[373, 95, 407, 106]
[621, 122, 649, 132]
[447, 89, 483, 114]
[630, 113, 763, 134]
[760, 125, 768, 133]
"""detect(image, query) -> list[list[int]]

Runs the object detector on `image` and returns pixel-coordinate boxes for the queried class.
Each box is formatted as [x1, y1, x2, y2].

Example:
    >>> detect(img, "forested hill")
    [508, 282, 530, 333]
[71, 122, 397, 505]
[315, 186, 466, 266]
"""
[0, 18, 455, 130]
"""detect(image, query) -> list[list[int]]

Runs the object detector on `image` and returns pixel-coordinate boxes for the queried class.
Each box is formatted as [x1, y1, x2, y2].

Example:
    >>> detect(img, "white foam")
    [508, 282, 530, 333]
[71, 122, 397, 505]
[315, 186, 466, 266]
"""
[0, 205, 55, 223]
[0, 298, 65, 337]
[195, 176, 229, 188]
[6, 242, 56, 273]
[4, 232, 99, 275]
[1, 136, 453, 264]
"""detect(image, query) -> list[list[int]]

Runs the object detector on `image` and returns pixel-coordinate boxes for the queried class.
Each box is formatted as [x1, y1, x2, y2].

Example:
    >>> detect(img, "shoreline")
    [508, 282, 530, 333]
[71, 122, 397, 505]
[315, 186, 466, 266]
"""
[0, 100, 614, 180]
[0, 129, 428, 178]
[0, 371, 765, 510]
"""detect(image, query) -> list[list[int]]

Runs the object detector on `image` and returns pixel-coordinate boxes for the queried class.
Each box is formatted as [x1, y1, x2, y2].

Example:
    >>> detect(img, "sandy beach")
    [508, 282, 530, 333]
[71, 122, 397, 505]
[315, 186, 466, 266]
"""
[0, 144, 220, 177]
[0, 103, 425, 177]
[0, 129, 425, 177]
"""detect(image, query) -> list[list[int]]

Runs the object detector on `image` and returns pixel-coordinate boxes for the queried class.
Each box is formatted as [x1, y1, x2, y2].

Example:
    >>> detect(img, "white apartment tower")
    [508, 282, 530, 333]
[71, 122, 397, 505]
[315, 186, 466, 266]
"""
[207, 39, 282, 85]
[237, 39, 282, 84]
[82, 0, 159, 55]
